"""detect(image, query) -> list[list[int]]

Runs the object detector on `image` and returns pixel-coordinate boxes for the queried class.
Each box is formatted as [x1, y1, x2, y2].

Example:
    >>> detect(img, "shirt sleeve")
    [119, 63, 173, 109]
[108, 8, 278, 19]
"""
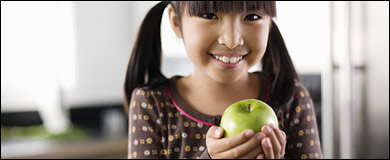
[199, 150, 211, 159]
[283, 83, 324, 159]
[127, 87, 166, 159]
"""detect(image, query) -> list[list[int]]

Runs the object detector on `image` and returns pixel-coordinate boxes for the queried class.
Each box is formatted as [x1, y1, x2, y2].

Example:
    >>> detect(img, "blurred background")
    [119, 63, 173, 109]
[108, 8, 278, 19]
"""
[1, 1, 388, 159]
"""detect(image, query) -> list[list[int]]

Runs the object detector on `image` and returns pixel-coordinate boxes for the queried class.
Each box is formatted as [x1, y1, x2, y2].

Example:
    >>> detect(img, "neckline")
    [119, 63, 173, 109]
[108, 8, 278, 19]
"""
[167, 72, 271, 126]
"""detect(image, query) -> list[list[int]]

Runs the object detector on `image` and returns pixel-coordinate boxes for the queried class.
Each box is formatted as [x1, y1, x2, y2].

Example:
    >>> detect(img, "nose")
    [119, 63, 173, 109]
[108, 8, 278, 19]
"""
[217, 21, 244, 49]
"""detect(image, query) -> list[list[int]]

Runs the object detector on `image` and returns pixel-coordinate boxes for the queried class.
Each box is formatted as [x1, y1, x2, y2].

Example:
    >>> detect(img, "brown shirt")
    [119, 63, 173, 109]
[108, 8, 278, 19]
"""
[127, 72, 323, 159]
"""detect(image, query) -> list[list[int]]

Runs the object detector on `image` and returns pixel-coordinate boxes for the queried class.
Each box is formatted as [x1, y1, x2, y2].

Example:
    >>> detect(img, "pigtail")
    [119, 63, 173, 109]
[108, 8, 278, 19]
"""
[262, 20, 299, 107]
[123, 2, 170, 115]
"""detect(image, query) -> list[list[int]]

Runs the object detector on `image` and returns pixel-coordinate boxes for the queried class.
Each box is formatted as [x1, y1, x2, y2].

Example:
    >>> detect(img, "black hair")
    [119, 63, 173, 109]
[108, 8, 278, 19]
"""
[263, 20, 299, 107]
[123, 2, 169, 115]
[124, 1, 299, 115]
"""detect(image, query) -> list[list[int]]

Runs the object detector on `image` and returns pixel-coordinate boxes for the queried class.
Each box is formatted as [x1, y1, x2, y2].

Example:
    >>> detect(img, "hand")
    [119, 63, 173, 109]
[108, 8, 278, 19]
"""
[256, 124, 286, 159]
[206, 126, 266, 159]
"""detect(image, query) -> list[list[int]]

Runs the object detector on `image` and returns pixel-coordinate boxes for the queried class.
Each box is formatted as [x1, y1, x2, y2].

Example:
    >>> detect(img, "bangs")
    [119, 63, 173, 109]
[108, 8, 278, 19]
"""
[172, 1, 276, 18]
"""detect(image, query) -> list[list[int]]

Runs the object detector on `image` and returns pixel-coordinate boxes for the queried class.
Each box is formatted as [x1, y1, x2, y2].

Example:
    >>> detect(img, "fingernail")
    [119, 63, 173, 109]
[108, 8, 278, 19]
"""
[263, 126, 271, 134]
[267, 138, 271, 146]
[215, 128, 222, 137]
[264, 138, 271, 147]
[270, 123, 277, 130]
[245, 130, 254, 137]
[257, 133, 265, 141]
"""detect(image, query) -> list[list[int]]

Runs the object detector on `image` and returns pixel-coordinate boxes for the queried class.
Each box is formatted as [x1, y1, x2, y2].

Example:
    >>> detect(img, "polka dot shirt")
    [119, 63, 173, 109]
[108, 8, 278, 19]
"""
[127, 72, 323, 159]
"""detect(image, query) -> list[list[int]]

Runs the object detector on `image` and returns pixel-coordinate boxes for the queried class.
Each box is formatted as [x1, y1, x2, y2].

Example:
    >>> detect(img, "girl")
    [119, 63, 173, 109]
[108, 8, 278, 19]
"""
[124, 1, 323, 159]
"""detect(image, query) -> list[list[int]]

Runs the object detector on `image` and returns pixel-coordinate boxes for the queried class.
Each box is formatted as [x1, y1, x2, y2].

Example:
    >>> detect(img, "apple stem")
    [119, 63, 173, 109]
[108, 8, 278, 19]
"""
[247, 104, 251, 112]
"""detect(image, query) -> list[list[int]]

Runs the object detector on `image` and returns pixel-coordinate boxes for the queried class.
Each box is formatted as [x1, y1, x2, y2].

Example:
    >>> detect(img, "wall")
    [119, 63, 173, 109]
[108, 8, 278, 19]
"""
[276, 1, 330, 75]
[64, 1, 159, 107]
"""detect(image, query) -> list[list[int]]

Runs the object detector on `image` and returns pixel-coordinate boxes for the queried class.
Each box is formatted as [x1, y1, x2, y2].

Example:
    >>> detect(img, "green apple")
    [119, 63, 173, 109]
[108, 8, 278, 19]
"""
[220, 99, 278, 138]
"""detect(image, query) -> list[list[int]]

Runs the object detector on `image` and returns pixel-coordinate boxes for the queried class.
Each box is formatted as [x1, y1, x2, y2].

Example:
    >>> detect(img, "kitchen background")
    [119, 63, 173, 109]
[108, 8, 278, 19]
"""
[1, 1, 388, 159]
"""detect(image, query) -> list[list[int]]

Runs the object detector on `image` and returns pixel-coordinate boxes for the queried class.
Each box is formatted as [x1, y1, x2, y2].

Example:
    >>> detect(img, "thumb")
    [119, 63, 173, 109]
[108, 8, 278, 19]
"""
[206, 126, 224, 139]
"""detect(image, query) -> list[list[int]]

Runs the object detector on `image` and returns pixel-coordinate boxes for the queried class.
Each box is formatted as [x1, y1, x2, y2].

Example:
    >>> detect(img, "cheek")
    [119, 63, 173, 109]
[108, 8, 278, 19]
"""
[246, 26, 270, 63]
[181, 23, 215, 63]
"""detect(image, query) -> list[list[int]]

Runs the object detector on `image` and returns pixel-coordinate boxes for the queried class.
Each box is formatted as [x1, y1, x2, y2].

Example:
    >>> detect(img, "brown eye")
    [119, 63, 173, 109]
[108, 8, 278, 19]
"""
[201, 13, 218, 20]
[244, 14, 261, 21]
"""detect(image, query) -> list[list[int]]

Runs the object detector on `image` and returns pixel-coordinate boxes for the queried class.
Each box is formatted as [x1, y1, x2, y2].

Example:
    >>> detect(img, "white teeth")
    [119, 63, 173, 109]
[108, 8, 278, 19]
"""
[222, 56, 230, 63]
[230, 57, 237, 63]
[213, 55, 243, 64]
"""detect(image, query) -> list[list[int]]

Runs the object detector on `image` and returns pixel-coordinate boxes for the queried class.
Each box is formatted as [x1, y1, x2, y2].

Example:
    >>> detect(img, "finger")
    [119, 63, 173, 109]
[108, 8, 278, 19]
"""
[271, 124, 285, 146]
[218, 132, 264, 158]
[269, 124, 284, 158]
[206, 126, 224, 139]
[272, 128, 286, 156]
[262, 137, 274, 159]
[206, 126, 225, 156]
[262, 125, 281, 158]
[256, 153, 265, 159]
[239, 145, 262, 159]
[208, 129, 254, 153]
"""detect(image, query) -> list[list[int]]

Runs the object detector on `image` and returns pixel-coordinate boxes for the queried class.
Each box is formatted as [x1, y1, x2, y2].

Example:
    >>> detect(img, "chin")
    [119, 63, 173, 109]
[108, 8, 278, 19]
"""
[208, 69, 249, 84]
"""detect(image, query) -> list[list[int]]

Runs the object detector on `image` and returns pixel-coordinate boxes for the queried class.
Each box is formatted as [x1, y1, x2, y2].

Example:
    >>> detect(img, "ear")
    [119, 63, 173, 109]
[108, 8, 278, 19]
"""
[167, 4, 182, 38]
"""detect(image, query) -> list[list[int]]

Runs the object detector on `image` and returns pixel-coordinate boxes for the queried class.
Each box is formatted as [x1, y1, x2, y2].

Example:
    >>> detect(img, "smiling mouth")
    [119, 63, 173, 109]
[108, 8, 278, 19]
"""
[209, 54, 248, 64]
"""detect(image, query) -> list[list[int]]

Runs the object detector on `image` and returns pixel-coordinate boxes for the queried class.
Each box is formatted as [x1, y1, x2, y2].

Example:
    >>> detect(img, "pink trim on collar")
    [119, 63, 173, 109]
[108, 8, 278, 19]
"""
[166, 87, 215, 126]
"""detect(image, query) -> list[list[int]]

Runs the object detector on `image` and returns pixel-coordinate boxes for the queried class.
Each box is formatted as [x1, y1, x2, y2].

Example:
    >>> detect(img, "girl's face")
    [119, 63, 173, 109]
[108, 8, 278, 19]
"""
[169, 5, 271, 84]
